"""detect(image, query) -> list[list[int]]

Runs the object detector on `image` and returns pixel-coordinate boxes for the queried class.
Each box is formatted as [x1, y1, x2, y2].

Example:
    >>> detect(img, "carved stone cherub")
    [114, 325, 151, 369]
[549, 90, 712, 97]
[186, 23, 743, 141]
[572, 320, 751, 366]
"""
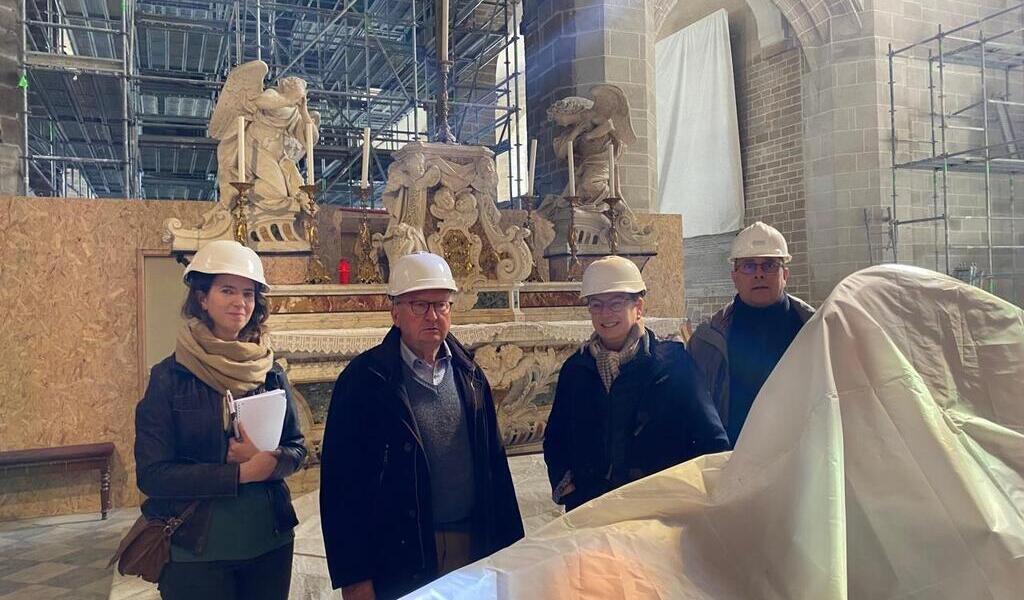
[546, 84, 636, 206]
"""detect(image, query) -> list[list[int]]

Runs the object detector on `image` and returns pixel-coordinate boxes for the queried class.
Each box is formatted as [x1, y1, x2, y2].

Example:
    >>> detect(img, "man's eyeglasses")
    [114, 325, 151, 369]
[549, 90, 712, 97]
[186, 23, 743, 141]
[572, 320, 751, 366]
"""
[735, 260, 783, 275]
[586, 298, 636, 314]
[399, 300, 453, 316]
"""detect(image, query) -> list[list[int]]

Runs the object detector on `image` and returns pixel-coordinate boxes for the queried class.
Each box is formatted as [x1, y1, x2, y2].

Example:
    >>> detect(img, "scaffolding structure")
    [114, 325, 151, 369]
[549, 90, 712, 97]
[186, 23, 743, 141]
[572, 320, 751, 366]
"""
[888, 2, 1024, 306]
[19, 0, 526, 205]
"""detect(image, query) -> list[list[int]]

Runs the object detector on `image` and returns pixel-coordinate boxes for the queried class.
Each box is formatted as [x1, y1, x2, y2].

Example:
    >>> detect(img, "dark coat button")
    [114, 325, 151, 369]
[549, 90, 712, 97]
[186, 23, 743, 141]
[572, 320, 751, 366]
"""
[404, 442, 414, 452]
[407, 509, 416, 518]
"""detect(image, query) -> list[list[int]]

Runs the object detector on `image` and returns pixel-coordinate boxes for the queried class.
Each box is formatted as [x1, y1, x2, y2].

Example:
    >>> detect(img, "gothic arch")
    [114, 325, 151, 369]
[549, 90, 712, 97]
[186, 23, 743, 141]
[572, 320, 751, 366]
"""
[650, 0, 864, 68]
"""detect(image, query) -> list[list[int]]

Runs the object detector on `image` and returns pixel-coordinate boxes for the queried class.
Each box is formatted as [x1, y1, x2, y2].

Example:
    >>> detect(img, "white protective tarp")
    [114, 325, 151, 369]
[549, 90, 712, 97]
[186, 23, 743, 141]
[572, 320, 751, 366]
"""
[404, 265, 1024, 599]
[655, 9, 744, 235]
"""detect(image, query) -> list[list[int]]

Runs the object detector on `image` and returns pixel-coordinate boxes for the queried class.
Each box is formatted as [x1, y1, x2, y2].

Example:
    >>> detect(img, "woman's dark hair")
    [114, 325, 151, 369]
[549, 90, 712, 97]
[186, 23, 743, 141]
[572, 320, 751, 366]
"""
[181, 272, 269, 342]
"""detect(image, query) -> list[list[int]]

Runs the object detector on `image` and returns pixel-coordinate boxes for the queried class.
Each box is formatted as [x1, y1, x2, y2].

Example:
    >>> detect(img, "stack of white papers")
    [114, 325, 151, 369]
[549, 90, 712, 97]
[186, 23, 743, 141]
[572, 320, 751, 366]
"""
[234, 388, 287, 451]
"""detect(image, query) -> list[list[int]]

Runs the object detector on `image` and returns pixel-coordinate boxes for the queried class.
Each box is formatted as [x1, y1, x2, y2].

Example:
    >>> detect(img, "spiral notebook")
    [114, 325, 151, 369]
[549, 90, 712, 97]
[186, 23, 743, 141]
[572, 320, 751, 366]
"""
[233, 388, 287, 451]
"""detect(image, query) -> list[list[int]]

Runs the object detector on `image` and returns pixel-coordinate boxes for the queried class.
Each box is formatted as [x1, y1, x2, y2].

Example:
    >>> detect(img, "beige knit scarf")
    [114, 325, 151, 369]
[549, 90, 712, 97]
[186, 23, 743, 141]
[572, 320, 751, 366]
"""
[174, 318, 274, 396]
[586, 323, 646, 393]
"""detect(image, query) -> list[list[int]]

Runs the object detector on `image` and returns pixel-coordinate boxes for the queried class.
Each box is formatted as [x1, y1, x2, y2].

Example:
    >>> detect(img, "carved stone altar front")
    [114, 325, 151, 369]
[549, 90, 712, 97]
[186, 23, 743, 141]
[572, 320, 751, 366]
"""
[377, 142, 533, 309]
[270, 318, 688, 458]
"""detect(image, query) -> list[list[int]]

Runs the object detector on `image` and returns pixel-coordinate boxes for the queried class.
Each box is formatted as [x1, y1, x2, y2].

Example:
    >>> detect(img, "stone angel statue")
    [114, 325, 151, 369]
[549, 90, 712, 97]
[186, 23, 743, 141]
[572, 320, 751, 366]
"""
[547, 84, 636, 206]
[209, 60, 320, 216]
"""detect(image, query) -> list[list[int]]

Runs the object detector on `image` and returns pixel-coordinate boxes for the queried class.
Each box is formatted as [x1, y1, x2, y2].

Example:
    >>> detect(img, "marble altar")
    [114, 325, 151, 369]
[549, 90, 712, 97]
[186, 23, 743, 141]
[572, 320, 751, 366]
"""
[270, 317, 688, 458]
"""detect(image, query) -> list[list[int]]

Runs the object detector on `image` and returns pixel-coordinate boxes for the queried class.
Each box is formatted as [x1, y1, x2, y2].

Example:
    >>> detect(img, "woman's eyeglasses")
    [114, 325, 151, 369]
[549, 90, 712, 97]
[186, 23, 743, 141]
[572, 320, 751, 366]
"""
[586, 298, 636, 314]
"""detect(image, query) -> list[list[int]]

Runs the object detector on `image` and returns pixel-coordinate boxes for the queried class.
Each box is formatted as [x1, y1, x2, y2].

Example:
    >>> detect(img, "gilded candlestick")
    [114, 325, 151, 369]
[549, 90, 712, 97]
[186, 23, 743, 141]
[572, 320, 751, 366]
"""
[300, 183, 331, 284]
[229, 181, 254, 244]
[603, 196, 621, 255]
[436, 60, 456, 144]
[566, 195, 582, 281]
[521, 194, 543, 282]
[354, 186, 383, 284]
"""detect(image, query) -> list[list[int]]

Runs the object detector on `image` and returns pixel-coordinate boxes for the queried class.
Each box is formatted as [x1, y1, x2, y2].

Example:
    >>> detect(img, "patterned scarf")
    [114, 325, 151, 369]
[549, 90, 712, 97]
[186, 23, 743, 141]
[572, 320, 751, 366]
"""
[586, 323, 646, 392]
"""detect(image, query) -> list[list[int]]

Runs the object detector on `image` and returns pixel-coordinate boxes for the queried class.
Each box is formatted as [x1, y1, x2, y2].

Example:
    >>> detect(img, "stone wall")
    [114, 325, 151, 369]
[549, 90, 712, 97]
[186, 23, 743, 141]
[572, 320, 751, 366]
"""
[800, 0, 1022, 304]
[883, 0, 1024, 306]
[737, 45, 809, 301]
[524, 0, 659, 213]
[659, 1, 811, 316]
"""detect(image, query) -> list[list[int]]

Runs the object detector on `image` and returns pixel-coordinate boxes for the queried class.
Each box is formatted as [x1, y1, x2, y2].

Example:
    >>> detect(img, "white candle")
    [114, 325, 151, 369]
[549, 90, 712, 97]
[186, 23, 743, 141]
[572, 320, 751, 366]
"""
[236, 116, 246, 182]
[305, 122, 315, 185]
[439, 0, 450, 63]
[360, 127, 371, 189]
[607, 144, 615, 198]
[566, 138, 576, 197]
[526, 138, 537, 197]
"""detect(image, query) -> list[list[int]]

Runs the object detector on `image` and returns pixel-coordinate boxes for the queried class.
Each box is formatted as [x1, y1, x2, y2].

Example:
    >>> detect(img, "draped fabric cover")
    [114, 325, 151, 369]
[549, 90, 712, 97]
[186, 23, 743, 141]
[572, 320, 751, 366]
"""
[404, 265, 1024, 600]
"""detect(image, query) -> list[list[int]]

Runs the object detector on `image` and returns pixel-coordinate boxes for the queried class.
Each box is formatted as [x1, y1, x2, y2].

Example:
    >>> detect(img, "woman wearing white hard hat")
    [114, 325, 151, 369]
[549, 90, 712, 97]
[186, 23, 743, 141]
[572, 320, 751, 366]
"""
[132, 240, 306, 600]
[543, 256, 728, 510]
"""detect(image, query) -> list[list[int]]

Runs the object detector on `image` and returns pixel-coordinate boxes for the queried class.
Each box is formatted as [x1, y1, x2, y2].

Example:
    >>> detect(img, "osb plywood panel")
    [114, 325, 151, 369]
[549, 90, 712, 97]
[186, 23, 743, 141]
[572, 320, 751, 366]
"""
[638, 214, 685, 319]
[0, 197, 207, 520]
[0, 198, 682, 521]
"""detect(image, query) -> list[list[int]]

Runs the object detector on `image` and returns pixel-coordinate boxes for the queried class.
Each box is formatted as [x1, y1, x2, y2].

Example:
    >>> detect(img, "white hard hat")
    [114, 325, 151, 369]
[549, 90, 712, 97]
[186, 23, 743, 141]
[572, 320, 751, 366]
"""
[581, 255, 646, 298]
[387, 251, 459, 296]
[728, 221, 792, 263]
[183, 240, 269, 291]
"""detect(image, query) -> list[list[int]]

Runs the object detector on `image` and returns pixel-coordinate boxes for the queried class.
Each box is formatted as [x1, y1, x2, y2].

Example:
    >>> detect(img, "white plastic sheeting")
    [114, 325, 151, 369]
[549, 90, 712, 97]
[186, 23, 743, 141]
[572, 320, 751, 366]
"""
[655, 9, 744, 236]
[403, 265, 1024, 599]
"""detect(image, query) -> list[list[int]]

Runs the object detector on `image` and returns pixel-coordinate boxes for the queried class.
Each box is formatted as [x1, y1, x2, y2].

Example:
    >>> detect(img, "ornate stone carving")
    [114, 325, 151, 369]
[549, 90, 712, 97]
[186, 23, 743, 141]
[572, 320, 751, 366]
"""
[164, 60, 320, 253]
[538, 85, 657, 277]
[376, 142, 533, 307]
[269, 318, 689, 454]
[474, 344, 575, 450]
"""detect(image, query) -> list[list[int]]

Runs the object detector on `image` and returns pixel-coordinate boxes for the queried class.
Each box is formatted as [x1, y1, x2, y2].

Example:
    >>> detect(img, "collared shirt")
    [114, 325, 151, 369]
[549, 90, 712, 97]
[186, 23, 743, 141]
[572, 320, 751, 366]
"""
[399, 338, 451, 387]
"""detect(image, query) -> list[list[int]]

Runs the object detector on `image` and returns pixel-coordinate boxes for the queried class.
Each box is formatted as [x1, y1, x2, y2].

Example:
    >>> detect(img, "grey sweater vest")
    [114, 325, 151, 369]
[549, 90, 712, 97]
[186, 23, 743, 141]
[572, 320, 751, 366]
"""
[401, 362, 475, 526]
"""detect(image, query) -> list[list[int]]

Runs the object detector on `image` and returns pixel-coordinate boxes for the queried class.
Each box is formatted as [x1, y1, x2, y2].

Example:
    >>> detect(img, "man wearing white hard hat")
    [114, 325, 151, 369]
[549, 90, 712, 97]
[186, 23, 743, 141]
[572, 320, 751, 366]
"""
[688, 221, 815, 446]
[319, 252, 523, 600]
[543, 256, 728, 511]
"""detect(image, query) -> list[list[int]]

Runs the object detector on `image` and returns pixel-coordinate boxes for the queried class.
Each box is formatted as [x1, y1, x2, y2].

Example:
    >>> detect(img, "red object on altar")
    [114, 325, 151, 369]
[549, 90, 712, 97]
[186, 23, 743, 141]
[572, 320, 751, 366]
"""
[338, 259, 351, 284]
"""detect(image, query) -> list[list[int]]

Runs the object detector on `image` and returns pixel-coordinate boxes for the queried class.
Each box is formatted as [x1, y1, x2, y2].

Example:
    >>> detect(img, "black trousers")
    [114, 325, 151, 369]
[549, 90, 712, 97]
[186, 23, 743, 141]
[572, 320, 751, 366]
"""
[158, 541, 293, 600]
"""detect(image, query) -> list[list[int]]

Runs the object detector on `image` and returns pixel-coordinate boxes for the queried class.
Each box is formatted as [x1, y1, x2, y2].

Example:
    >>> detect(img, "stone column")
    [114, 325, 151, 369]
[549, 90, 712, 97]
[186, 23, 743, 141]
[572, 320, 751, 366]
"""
[524, 0, 658, 213]
[0, 0, 24, 195]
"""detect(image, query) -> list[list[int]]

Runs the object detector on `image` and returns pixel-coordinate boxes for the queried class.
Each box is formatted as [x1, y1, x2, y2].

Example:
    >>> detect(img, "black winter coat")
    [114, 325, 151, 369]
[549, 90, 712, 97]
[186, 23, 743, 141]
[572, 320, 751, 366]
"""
[319, 327, 524, 600]
[134, 355, 307, 555]
[543, 329, 729, 511]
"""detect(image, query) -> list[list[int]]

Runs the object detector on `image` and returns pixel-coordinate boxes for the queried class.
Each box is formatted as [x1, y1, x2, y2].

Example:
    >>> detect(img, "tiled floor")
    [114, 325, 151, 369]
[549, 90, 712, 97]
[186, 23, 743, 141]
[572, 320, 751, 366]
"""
[0, 509, 137, 600]
[0, 455, 558, 600]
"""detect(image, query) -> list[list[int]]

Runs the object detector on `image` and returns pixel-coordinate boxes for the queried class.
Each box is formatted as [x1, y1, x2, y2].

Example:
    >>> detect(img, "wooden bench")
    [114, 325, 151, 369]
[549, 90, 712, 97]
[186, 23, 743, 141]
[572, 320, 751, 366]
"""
[0, 442, 115, 519]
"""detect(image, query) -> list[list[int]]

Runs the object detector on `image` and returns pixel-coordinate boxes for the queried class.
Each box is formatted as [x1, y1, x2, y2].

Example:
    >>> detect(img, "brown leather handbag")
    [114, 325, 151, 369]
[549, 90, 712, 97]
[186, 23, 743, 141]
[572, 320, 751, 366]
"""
[107, 501, 199, 583]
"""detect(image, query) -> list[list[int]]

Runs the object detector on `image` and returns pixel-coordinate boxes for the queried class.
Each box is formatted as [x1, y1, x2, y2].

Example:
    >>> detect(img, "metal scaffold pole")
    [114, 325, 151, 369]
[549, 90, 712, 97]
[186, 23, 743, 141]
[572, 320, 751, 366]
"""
[889, 4, 1024, 306]
[18, 0, 524, 205]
